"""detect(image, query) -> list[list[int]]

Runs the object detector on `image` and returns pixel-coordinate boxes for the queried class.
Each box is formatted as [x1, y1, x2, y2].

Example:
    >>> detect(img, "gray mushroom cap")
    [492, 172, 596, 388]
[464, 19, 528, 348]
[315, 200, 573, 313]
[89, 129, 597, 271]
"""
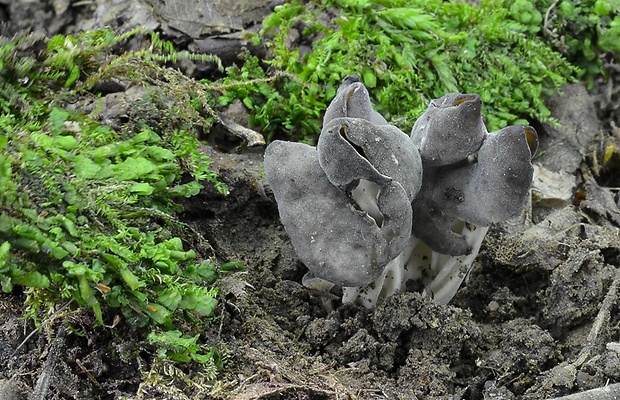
[264, 140, 413, 287]
[412, 125, 538, 255]
[411, 93, 487, 166]
[319, 75, 423, 201]
[317, 117, 423, 201]
[264, 74, 537, 303]
[457, 125, 537, 225]
[264, 77, 422, 287]
[411, 165, 474, 256]
[323, 75, 389, 126]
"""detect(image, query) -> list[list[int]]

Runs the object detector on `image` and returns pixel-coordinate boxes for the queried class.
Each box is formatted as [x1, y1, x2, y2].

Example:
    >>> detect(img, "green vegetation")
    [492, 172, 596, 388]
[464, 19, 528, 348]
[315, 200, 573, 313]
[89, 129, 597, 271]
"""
[212, 0, 618, 142]
[0, 28, 240, 375]
[533, 0, 620, 84]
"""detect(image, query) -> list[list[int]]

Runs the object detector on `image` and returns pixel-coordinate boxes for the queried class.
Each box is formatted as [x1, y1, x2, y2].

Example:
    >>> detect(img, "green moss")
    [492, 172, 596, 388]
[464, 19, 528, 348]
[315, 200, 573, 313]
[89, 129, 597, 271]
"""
[211, 0, 618, 142]
[537, 0, 620, 86]
[0, 28, 238, 375]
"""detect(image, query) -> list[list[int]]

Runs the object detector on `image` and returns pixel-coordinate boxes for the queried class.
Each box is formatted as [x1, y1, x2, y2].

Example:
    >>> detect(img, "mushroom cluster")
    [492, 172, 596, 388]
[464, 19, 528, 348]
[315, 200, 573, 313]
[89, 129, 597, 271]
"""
[264, 76, 538, 308]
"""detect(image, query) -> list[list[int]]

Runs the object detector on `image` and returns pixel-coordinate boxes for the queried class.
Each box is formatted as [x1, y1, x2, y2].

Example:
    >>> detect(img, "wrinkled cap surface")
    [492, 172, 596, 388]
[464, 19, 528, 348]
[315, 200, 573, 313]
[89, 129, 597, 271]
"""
[264, 141, 413, 287]
[411, 167, 474, 256]
[457, 125, 537, 225]
[411, 93, 487, 166]
[318, 117, 423, 201]
[412, 125, 538, 255]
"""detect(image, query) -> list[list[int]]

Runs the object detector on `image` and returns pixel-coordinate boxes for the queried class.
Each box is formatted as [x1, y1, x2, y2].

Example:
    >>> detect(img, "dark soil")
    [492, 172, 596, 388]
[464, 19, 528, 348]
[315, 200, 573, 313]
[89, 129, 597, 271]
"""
[1, 1, 620, 399]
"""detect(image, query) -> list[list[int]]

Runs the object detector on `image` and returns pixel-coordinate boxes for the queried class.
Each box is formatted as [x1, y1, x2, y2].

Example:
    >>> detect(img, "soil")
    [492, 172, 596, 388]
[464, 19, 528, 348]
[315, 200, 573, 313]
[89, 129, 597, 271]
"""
[1, 1, 620, 400]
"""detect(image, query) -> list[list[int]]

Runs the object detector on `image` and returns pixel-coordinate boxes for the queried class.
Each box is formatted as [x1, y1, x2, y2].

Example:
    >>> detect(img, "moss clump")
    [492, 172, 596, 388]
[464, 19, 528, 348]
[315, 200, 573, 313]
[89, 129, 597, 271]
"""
[212, 0, 618, 142]
[533, 0, 620, 85]
[0, 28, 239, 372]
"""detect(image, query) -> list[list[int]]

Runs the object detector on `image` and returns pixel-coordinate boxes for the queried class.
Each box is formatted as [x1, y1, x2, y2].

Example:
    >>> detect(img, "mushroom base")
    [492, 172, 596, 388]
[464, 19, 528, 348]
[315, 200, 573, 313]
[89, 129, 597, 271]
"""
[302, 223, 489, 309]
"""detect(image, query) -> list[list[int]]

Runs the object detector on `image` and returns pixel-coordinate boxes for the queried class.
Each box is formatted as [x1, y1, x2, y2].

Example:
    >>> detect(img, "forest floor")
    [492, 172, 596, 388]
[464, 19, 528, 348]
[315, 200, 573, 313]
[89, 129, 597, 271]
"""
[1, 1, 620, 399]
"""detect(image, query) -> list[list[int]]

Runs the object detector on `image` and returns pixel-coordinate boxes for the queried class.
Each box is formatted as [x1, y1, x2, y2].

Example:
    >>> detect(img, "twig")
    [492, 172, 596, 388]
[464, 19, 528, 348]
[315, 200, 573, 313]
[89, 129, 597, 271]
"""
[543, 0, 561, 38]
[547, 382, 620, 400]
[215, 112, 265, 147]
[537, 264, 620, 398]
[12, 299, 74, 356]
[75, 359, 102, 388]
[572, 264, 620, 367]
[31, 325, 67, 400]
[205, 71, 300, 93]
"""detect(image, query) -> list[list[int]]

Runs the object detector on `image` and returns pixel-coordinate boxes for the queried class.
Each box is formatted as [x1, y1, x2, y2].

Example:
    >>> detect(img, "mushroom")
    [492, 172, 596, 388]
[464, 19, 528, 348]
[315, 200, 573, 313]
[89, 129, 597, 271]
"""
[411, 124, 538, 256]
[411, 93, 487, 166]
[264, 78, 538, 309]
[264, 140, 413, 287]
[264, 77, 423, 288]
[318, 117, 422, 202]
[322, 74, 389, 126]
[346, 122, 537, 308]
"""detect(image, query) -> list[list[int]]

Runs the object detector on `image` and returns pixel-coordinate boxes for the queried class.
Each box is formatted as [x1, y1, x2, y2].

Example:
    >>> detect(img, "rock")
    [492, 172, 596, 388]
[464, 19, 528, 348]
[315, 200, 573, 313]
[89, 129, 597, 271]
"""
[531, 164, 577, 209]
[537, 83, 601, 174]
[0, 0, 271, 74]
[190, 29, 266, 66]
[80, 0, 159, 33]
[142, 0, 274, 38]
[0, 379, 29, 400]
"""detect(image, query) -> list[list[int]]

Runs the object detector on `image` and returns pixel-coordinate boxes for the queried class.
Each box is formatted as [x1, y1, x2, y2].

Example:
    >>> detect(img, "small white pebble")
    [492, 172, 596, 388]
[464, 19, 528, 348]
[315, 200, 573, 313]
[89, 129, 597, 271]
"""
[606, 342, 620, 353]
[487, 300, 500, 312]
